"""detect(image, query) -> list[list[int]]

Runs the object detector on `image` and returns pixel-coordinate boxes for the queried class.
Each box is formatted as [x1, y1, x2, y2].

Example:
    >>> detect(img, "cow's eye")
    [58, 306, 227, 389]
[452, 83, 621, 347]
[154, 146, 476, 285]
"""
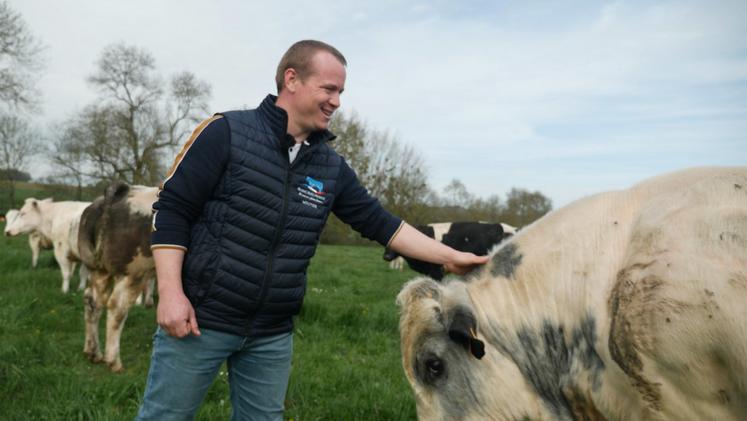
[425, 358, 444, 377]
[417, 352, 448, 385]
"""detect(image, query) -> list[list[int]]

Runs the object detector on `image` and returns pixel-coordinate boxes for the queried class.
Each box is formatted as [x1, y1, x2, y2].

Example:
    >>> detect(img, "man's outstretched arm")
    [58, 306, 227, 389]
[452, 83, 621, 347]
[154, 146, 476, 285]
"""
[388, 223, 489, 275]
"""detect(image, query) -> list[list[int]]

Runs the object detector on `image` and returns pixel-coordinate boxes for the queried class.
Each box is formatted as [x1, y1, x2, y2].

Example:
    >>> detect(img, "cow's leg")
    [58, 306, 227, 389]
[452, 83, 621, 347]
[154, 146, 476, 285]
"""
[104, 274, 142, 372]
[143, 277, 155, 308]
[390, 256, 405, 271]
[78, 264, 89, 291]
[53, 243, 73, 293]
[29, 235, 40, 269]
[83, 270, 110, 363]
[134, 277, 155, 307]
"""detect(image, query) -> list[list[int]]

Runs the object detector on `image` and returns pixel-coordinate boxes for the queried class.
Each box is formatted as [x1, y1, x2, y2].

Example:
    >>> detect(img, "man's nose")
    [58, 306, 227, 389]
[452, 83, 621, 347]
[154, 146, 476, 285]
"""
[329, 92, 340, 108]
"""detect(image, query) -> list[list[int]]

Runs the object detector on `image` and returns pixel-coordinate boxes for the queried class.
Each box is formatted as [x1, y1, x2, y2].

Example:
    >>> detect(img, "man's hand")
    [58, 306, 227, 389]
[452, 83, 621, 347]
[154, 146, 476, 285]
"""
[157, 290, 201, 338]
[152, 247, 200, 338]
[444, 252, 490, 275]
[389, 223, 491, 276]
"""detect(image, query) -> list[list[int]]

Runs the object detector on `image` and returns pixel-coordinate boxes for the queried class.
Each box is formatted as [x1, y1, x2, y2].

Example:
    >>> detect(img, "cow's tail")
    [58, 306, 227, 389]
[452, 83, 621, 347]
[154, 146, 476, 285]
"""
[78, 198, 103, 269]
[105, 181, 131, 204]
[79, 181, 132, 269]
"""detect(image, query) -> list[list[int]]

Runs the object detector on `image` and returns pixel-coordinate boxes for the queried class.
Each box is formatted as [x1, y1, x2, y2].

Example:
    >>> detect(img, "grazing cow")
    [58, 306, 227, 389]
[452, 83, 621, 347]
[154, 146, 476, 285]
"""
[79, 181, 157, 372]
[4, 208, 54, 268]
[5, 198, 90, 292]
[396, 167, 747, 420]
[384, 222, 510, 279]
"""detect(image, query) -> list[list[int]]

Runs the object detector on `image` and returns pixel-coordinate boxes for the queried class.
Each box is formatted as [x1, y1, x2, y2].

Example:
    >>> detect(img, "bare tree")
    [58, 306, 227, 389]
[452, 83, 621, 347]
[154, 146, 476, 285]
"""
[329, 111, 429, 217]
[366, 132, 429, 221]
[0, 113, 40, 204]
[443, 179, 474, 208]
[0, 1, 44, 110]
[63, 43, 212, 185]
[329, 111, 370, 177]
[49, 120, 92, 199]
[323, 112, 430, 243]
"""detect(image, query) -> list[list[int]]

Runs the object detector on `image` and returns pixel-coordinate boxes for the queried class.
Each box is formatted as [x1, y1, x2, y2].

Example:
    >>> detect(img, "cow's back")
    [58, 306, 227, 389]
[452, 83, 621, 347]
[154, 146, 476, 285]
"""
[81, 183, 156, 276]
[47, 201, 91, 260]
[608, 167, 747, 419]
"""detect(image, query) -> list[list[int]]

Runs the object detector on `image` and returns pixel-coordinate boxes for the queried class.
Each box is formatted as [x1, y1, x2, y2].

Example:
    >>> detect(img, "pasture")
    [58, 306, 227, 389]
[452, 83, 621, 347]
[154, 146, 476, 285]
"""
[0, 235, 417, 420]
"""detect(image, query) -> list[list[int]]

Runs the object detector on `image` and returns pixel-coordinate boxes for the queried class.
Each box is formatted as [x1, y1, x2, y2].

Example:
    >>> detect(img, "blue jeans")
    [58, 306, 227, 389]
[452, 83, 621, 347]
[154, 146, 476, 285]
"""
[136, 327, 293, 421]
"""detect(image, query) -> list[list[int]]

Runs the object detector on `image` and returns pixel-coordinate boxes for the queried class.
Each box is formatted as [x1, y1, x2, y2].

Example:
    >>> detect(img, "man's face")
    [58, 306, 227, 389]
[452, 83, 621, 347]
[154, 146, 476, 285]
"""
[290, 51, 346, 133]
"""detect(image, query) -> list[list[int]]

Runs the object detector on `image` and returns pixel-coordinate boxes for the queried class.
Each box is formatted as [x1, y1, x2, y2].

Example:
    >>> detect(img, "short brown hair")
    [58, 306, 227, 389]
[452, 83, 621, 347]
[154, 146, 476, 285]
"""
[275, 40, 347, 93]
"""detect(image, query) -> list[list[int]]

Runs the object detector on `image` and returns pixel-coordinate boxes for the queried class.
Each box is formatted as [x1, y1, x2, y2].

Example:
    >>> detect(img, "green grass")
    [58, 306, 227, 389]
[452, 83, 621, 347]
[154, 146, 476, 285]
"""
[0, 235, 418, 420]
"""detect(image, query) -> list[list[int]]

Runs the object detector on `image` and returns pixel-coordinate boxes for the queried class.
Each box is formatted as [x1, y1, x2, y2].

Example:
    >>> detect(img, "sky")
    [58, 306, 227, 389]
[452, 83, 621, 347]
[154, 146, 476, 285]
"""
[12, 0, 747, 207]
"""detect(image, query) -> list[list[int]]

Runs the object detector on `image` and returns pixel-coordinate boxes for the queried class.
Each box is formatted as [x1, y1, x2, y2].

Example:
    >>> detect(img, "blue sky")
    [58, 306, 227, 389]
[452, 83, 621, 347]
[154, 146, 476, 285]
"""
[13, 0, 747, 207]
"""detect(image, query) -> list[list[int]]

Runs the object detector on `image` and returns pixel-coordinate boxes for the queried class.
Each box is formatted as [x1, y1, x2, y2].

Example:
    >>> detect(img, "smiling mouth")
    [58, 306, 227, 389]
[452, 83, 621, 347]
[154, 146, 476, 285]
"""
[321, 108, 334, 119]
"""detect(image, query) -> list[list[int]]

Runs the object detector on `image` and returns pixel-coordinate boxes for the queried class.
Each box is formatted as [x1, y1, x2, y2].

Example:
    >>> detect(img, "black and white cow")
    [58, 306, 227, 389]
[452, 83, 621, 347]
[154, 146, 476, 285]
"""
[79, 181, 157, 372]
[397, 167, 747, 420]
[383, 222, 513, 280]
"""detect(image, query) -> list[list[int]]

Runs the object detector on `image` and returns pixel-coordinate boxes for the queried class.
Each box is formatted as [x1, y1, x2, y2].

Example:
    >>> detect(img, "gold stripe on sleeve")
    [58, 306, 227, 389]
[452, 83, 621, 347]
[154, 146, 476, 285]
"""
[151, 244, 188, 252]
[160, 115, 224, 190]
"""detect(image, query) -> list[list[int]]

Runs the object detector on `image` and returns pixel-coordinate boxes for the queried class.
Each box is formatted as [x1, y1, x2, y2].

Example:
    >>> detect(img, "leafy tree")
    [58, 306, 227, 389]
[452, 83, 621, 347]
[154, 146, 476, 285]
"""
[424, 182, 551, 228]
[501, 187, 553, 227]
[0, 168, 29, 181]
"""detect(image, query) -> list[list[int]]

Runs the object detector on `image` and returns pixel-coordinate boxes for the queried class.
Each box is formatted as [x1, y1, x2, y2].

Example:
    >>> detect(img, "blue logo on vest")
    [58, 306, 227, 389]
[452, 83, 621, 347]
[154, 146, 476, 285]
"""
[304, 176, 325, 196]
[299, 176, 326, 209]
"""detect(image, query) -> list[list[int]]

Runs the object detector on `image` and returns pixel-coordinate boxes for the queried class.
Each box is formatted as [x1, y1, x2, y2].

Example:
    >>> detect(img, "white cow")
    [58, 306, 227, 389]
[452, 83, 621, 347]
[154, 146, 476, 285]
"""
[4, 207, 54, 268]
[397, 167, 747, 420]
[5, 198, 91, 293]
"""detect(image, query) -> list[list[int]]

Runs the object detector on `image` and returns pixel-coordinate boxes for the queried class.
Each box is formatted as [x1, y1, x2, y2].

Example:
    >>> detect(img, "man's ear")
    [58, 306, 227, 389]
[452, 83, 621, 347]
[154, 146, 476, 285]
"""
[284, 68, 299, 93]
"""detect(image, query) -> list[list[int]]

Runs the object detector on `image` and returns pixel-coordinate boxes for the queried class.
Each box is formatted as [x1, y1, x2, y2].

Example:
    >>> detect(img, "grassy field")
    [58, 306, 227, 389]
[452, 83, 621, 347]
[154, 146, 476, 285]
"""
[0, 235, 419, 420]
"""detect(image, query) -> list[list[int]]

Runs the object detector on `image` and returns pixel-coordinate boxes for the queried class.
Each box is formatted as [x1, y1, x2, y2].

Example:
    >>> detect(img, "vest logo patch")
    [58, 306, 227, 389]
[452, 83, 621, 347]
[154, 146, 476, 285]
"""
[298, 176, 326, 209]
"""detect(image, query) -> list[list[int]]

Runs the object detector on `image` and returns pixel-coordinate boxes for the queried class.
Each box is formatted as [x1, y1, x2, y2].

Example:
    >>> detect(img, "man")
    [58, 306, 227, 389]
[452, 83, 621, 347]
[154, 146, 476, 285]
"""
[137, 40, 487, 420]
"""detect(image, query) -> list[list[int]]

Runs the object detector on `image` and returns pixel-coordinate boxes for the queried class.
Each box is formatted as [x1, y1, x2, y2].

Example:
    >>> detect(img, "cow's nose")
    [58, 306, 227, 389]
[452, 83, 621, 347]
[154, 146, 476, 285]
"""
[4, 231, 10, 237]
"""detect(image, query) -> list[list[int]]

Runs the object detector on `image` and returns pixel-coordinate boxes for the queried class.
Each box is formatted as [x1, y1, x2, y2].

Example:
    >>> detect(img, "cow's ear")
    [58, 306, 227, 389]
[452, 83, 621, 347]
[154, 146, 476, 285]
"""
[448, 306, 485, 359]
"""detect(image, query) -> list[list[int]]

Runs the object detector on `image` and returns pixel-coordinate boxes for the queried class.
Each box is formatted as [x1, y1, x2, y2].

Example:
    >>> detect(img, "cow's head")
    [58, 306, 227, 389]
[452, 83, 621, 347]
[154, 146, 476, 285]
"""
[3, 209, 18, 235]
[396, 277, 491, 420]
[4, 198, 45, 236]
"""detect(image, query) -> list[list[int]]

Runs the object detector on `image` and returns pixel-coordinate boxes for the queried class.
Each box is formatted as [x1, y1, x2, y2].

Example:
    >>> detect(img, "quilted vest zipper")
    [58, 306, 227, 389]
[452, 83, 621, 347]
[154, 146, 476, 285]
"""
[249, 162, 292, 332]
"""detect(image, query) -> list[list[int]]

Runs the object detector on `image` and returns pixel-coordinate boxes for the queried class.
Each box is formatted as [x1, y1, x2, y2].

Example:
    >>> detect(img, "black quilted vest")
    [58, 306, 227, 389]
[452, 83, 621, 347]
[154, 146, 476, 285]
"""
[182, 95, 341, 336]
